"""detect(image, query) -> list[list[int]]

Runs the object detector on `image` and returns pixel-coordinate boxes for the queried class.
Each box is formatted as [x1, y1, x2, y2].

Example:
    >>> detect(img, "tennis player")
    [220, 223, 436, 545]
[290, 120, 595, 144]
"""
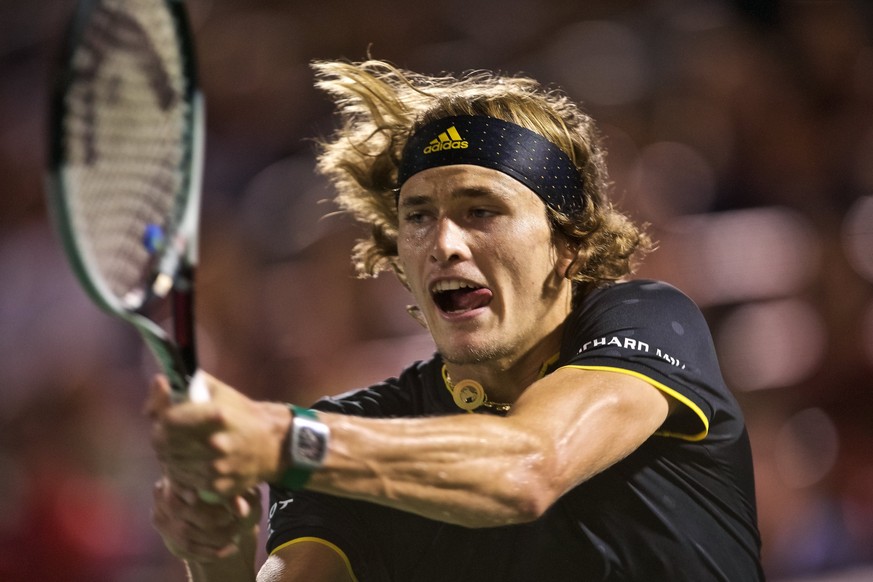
[148, 59, 764, 581]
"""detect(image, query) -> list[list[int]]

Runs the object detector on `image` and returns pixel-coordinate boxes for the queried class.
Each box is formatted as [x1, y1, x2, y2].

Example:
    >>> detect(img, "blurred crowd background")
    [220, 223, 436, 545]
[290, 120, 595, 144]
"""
[2, 0, 872, 580]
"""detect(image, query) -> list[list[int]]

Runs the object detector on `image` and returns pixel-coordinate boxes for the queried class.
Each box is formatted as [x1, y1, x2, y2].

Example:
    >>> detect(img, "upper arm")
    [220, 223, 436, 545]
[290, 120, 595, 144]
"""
[509, 366, 674, 499]
[258, 539, 357, 582]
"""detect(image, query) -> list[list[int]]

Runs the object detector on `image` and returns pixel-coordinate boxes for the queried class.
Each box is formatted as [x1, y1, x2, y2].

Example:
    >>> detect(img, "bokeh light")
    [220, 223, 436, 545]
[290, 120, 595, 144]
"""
[656, 207, 820, 307]
[628, 141, 717, 221]
[717, 299, 826, 391]
[842, 195, 873, 284]
[864, 301, 873, 367]
[774, 408, 839, 490]
[540, 20, 650, 107]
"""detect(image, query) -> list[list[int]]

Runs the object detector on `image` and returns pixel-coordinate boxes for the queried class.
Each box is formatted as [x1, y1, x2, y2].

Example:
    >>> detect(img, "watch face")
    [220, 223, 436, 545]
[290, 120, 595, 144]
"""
[297, 425, 326, 463]
[292, 416, 329, 469]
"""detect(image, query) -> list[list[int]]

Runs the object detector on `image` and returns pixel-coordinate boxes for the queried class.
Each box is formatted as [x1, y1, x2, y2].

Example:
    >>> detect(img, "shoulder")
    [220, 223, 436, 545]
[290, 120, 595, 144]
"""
[568, 279, 706, 337]
[580, 279, 699, 311]
[566, 278, 715, 366]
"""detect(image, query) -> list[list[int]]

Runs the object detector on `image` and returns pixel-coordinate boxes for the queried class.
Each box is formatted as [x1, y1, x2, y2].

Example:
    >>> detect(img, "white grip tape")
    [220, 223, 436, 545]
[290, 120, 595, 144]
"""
[188, 369, 211, 403]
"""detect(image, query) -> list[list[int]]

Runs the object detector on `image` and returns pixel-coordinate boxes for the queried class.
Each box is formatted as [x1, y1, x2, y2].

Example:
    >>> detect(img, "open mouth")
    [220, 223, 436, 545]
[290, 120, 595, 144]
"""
[431, 280, 493, 314]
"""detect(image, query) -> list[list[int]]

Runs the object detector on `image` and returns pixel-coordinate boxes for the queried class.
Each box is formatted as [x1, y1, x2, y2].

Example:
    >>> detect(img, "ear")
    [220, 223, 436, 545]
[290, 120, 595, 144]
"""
[554, 236, 581, 280]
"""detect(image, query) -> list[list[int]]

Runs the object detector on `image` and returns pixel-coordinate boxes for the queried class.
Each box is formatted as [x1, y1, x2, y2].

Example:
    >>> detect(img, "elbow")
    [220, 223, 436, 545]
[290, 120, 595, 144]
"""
[504, 492, 553, 525]
[452, 458, 560, 528]
[498, 450, 563, 525]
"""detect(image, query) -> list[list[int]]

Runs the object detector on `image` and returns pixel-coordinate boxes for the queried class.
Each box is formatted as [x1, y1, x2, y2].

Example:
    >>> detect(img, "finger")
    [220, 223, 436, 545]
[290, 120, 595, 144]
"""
[230, 486, 262, 522]
[148, 374, 223, 443]
[212, 473, 261, 499]
[170, 481, 241, 525]
[157, 442, 260, 499]
[241, 485, 262, 515]
[153, 477, 224, 523]
[151, 420, 220, 463]
[150, 408, 229, 473]
[170, 539, 239, 563]
[152, 507, 241, 563]
[159, 462, 217, 496]
[153, 479, 240, 542]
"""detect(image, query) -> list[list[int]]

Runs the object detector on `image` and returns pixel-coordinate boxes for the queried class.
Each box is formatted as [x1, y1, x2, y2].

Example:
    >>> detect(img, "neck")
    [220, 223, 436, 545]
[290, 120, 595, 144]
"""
[443, 323, 564, 405]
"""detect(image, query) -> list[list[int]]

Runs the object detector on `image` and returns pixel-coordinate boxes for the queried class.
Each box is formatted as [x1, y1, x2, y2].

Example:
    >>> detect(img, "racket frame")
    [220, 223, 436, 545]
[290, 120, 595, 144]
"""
[45, 0, 206, 400]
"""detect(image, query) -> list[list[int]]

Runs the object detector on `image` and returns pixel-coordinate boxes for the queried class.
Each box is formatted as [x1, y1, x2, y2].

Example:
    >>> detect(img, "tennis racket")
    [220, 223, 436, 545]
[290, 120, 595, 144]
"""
[46, 0, 208, 404]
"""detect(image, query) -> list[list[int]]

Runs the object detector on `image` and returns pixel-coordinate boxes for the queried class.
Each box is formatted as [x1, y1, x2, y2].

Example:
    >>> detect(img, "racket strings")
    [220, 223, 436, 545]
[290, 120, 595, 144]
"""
[62, 0, 193, 307]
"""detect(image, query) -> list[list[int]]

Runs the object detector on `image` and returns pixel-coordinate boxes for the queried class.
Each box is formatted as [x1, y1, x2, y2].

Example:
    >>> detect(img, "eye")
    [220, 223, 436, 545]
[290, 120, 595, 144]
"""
[470, 207, 496, 219]
[403, 209, 429, 224]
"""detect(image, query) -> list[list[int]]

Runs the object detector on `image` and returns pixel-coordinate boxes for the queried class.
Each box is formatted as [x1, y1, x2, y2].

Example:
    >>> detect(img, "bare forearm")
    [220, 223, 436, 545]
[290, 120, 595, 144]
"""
[305, 413, 556, 528]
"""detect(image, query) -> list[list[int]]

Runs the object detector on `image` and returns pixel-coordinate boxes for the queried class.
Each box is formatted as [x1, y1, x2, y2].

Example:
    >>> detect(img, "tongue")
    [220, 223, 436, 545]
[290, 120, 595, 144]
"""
[444, 288, 492, 312]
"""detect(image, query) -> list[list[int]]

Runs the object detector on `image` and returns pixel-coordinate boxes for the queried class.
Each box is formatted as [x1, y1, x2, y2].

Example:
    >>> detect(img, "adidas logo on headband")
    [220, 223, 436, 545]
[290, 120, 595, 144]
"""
[423, 125, 468, 154]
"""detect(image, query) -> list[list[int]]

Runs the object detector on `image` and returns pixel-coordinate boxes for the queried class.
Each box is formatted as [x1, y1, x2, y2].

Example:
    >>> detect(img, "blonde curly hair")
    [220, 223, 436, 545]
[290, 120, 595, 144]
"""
[313, 59, 651, 293]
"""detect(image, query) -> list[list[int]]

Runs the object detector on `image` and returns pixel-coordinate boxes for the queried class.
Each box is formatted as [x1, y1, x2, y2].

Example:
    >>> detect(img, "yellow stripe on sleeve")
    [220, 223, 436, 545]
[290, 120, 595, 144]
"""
[558, 365, 710, 442]
[270, 537, 359, 582]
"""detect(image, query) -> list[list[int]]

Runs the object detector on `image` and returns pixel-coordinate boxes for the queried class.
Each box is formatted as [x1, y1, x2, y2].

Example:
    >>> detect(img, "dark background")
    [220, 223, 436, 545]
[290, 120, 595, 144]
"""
[1, 0, 872, 580]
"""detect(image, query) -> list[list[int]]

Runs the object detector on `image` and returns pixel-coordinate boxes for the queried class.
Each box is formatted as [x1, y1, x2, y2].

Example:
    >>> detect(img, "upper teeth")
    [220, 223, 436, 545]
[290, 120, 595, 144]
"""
[432, 280, 479, 293]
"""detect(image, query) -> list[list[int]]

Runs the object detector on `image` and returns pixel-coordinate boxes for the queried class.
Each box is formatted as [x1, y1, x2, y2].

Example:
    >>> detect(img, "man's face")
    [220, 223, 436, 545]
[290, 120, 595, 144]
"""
[397, 165, 575, 367]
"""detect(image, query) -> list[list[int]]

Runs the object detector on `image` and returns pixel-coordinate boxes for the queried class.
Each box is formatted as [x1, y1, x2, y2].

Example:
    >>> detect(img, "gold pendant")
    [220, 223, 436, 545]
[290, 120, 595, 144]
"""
[451, 379, 486, 411]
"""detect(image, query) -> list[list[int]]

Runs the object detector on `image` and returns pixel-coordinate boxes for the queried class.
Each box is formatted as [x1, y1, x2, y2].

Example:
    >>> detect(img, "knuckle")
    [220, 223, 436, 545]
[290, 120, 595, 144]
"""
[213, 477, 235, 497]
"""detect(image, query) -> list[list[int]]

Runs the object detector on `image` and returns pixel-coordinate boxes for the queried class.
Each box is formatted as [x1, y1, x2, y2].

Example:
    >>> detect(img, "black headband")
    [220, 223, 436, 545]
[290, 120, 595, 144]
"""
[396, 115, 585, 215]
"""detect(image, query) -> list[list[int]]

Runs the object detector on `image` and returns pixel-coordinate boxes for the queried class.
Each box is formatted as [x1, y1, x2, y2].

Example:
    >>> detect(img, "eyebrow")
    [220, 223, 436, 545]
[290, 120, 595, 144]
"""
[398, 187, 509, 209]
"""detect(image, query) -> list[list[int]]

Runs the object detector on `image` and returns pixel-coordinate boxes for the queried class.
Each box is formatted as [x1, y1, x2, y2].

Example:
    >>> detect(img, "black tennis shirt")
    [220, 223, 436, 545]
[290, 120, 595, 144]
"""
[267, 280, 764, 581]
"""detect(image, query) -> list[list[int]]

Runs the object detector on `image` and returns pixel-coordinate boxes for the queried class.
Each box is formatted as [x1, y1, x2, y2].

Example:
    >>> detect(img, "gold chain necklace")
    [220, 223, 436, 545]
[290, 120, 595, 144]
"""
[441, 365, 512, 413]
[440, 354, 560, 414]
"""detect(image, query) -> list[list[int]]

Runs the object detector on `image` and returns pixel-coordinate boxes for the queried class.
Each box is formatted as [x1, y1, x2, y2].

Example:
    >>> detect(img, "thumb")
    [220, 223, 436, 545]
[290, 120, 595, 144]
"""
[231, 487, 263, 522]
[144, 375, 173, 419]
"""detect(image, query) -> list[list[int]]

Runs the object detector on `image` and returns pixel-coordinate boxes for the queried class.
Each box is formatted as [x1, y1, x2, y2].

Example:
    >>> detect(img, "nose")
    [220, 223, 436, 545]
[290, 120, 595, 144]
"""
[430, 217, 470, 264]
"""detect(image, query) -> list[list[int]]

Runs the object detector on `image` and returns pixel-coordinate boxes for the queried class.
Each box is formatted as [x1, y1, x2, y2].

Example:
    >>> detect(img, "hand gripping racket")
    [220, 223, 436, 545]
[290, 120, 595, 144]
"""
[46, 0, 208, 404]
